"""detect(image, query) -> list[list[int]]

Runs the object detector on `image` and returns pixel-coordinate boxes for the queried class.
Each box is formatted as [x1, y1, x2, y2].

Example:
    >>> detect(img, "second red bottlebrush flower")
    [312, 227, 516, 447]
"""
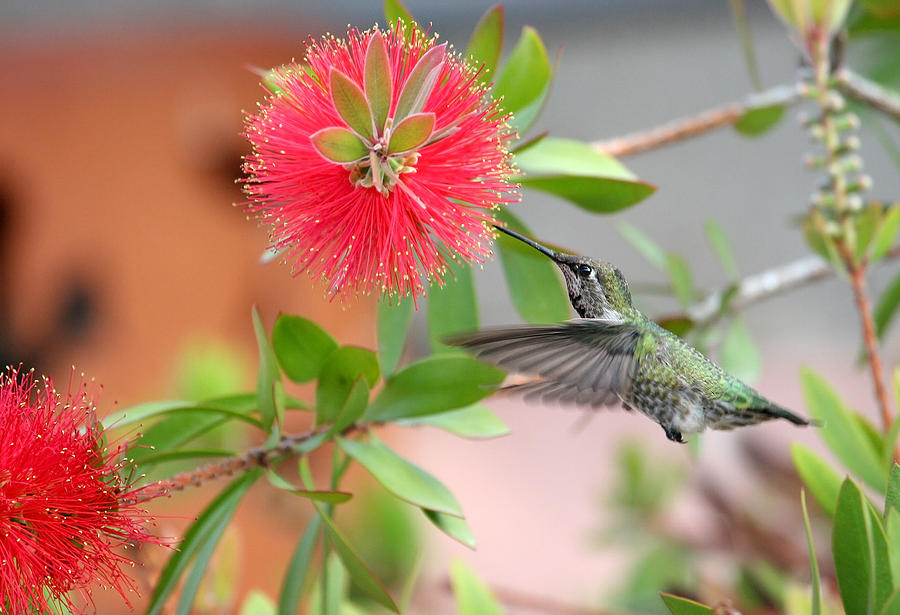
[0, 367, 164, 614]
[243, 24, 519, 301]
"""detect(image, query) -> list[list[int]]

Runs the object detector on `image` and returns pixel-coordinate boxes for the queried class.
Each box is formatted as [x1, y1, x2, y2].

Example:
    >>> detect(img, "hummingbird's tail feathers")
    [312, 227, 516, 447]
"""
[754, 404, 813, 426]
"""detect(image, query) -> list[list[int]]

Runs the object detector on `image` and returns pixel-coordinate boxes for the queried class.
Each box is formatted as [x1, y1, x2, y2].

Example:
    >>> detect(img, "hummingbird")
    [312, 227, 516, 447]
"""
[447, 225, 811, 443]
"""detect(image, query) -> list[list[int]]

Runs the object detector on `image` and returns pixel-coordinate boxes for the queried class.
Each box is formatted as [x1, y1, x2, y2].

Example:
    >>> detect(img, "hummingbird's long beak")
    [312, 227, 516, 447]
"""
[492, 224, 566, 263]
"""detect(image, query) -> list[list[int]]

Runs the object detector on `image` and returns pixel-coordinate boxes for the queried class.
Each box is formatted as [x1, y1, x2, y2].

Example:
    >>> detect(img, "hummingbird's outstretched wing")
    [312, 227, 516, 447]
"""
[446, 318, 642, 409]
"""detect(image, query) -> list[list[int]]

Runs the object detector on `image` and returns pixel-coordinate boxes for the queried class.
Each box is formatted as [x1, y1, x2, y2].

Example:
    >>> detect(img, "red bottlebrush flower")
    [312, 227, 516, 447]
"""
[243, 24, 519, 300]
[0, 367, 162, 614]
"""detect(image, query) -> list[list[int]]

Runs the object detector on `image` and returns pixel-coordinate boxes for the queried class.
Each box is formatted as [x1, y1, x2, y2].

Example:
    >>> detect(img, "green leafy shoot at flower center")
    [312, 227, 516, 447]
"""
[309, 32, 461, 195]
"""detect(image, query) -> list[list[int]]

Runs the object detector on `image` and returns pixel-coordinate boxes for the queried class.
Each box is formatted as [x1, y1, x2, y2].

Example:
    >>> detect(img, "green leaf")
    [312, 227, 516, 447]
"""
[316, 347, 379, 426]
[733, 104, 785, 136]
[665, 254, 694, 307]
[857, 203, 885, 263]
[791, 443, 843, 516]
[833, 478, 893, 615]
[618, 221, 667, 270]
[493, 26, 551, 134]
[330, 69, 374, 141]
[383, 0, 414, 28]
[801, 491, 823, 615]
[886, 464, 900, 516]
[880, 589, 900, 615]
[132, 448, 235, 470]
[704, 220, 739, 279]
[103, 400, 262, 431]
[719, 317, 761, 383]
[494, 209, 570, 323]
[872, 204, 900, 263]
[326, 377, 370, 437]
[875, 270, 900, 340]
[516, 138, 655, 213]
[886, 509, 900, 590]
[450, 559, 505, 615]
[176, 506, 234, 615]
[660, 593, 714, 615]
[365, 31, 392, 132]
[278, 517, 321, 615]
[253, 306, 281, 432]
[428, 259, 478, 355]
[398, 404, 509, 439]
[272, 315, 339, 384]
[802, 368, 887, 491]
[424, 510, 477, 549]
[377, 297, 413, 377]
[338, 435, 463, 516]
[465, 4, 503, 82]
[146, 470, 260, 615]
[365, 356, 505, 422]
[310, 127, 369, 163]
[311, 501, 399, 612]
[395, 44, 446, 122]
[267, 470, 353, 504]
[387, 112, 435, 153]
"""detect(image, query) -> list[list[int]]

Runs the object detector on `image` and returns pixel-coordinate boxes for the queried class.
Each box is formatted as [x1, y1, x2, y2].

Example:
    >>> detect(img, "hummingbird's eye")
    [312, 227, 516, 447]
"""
[576, 264, 593, 277]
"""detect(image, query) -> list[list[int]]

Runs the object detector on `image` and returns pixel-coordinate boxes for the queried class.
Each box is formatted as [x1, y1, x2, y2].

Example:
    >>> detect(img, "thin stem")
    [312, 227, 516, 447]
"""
[590, 84, 801, 157]
[130, 425, 358, 504]
[844, 249, 895, 432]
[836, 68, 900, 123]
[659, 244, 900, 327]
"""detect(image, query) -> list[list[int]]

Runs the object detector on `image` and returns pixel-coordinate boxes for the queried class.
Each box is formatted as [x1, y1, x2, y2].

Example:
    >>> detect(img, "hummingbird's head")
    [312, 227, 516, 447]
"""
[493, 225, 633, 319]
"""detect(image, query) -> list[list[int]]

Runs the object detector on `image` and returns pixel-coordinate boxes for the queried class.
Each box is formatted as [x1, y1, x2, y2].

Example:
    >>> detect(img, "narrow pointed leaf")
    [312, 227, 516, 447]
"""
[660, 594, 714, 615]
[465, 4, 504, 82]
[791, 443, 842, 516]
[364, 356, 505, 422]
[619, 221, 667, 270]
[398, 404, 509, 439]
[875, 270, 900, 340]
[801, 491, 822, 615]
[425, 510, 477, 549]
[326, 377, 370, 437]
[428, 259, 478, 355]
[856, 204, 884, 263]
[316, 346, 379, 426]
[266, 470, 353, 504]
[493, 26, 551, 134]
[833, 479, 893, 615]
[377, 297, 413, 376]
[330, 69, 374, 141]
[395, 44, 446, 121]
[719, 317, 761, 383]
[516, 138, 655, 213]
[886, 464, 900, 516]
[872, 204, 900, 263]
[802, 368, 887, 491]
[365, 31, 392, 132]
[146, 470, 261, 615]
[450, 559, 505, 615]
[387, 112, 435, 153]
[311, 501, 399, 612]
[338, 435, 463, 516]
[310, 127, 369, 163]
[278, 517, 322, 615]
[241, 591, 277, 615]
[704, 220, 739, 279]
[886, 509, 900, 590]
[253, 306, 281, 432]
[494, 209, 570, 323]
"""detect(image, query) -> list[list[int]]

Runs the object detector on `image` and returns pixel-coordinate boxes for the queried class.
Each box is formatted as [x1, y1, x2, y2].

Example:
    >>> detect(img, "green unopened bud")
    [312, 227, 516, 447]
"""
[832, 112, 860, 132]
[845, 194, 864, 211]
[767, 0, 852, 37]
[835, 135, 860, 155]
[846, 175, 872, 193]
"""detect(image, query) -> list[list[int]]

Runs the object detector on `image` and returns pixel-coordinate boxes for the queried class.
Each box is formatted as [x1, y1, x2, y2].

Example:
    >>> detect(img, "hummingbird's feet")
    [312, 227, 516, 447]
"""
[663, 425, 685, 443]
